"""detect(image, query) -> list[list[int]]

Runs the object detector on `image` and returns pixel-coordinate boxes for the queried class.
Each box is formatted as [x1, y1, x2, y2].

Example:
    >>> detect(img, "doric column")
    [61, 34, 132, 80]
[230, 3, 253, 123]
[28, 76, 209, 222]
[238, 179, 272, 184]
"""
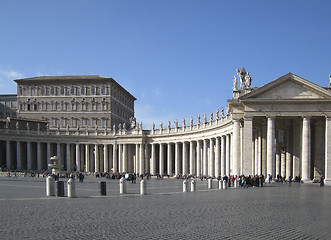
[215, 137, 220, 177]
[302, 116, 311, 181]
[324, 116, 331, 184]
[167, 143, 173, 176]
[257, 129, 262, 175]
[286, 128, 293, 179]
[135, 144, 140, 173]
[275, 148, 281, 177]
[94, 144, 99, 173]
[151, 143, 156, 175]
[37, 142, 42, 170]
[267, 117, 275, 180]
[182, 142, 188, 175]
[118, 144, 123, 173]
[189, 141, 195, 175]
[123, 144, 128, 173]
[159, 143, 164, 175]
[281, 149, 286, 178]
[175, 142, 180, 176]
[209, 138, 215, 177]
[226, 135, 230, 176]
[17, 141, 22, 170]
[75, 144, 81, 172]
[139, 144, 144, 174]
[66, 144, 72, 172]
[47, 142, 51, 170]
[85, 144, 90, 172]
[6, 141, 12, 170]
[27, 141, 32, 170]
[203, 139, 208, 176]
[113, 143, 118, 173]
[196, 140, 201, 177]
[104, 144, 109, 172]
[233, 119, 241, 176]
[220, 136, 226, 176]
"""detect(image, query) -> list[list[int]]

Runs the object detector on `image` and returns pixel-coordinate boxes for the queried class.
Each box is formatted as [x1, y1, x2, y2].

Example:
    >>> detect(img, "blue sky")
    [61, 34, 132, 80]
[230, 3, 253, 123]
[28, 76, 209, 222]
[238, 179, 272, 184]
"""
[0, 0, 330, 128]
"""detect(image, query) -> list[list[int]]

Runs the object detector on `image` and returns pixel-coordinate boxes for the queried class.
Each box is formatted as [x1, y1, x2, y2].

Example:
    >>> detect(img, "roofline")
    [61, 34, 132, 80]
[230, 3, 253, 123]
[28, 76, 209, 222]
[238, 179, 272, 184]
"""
[14, 75, 137, 101]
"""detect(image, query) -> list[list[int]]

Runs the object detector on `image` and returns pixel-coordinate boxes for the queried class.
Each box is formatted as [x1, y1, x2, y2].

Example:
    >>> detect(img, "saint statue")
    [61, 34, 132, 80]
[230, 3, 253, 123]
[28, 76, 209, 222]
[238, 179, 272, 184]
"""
[168, 121, 171, 129]
[182, 118, 186, 128]
[197, 115, 200, 124]
[190, 117, 193, 126]
[233, 75, 238, 91]
[160, 122, 163, 129]
[174, 119, 178, 128]
[216, 109, 219, 119]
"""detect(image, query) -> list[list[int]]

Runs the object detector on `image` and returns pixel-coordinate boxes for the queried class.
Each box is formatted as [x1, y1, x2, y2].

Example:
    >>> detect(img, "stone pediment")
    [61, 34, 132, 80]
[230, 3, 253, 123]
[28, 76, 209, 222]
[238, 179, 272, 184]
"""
[240, 73, 331, 101]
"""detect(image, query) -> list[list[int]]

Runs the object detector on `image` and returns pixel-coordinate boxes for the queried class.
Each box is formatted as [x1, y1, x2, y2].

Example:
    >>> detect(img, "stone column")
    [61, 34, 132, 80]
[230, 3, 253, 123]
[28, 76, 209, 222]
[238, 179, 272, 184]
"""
[104, 144, 109, 172]
[226, 135, 230, 176]
[95, 144, 99, 173]
[267, 117, 275, 180]
[85, 144, 90, 172]
[151, 143, 156, 175]
[66, 144, 72, 172]
[135, 144, 140, 173]
[275, 148, 281, 177]
[243, 117, 253, 175]
[281, 149, 286, 178]
[215, 137, 220, 177]
[175, 142, 180, 176]
[167, 143, 173, 176]
[209, 138, 215, 177]
[221, 136, 226, 176]
[118, 144, 123, 173]
[286, 128, 293, 179]
[196, 140, 201, 177]
[302, 116, 311, 181]
[203, 139, 208, 176]
[37, 142, 42, 170]
[76, 144, 80, 172]
[17, 141, 22, 170]
[182, 142, 188, 175]
[257, 129, 262, 175]
[189, 141, 195, 175]
[113, 143, 118, 173]
[6, 141, 12, 170]
[139, 144, 144, 174]
[27, 141, 32, 170]
[233, 119, 241, 176]
[324, 116, 331, 185]
[47, 142, 51, 170]
[159, 143, 164, 175]
[123, 144, 128, 173]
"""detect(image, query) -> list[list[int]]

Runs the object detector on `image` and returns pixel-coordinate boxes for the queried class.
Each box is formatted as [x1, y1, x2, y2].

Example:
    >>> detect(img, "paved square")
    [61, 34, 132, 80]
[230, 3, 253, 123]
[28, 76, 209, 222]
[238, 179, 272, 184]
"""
[0, 176, 330, 239]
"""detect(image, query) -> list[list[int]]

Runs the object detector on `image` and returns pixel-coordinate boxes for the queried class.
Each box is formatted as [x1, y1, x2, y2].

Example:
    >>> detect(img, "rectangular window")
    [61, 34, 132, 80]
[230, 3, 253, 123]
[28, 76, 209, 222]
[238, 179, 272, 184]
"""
[92, 118, 97, 127]
[102, 119, 107, 128]
[82, 118, 88, 126]
[72, 118, 77, 127]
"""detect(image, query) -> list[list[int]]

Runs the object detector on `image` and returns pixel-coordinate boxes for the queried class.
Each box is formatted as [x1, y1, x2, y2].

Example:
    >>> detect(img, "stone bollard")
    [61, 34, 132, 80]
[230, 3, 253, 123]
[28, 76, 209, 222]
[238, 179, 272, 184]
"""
[208, 178, 213, 189]
[67, 178, 76, 198]
[56, 181, 64, 197]
[140, 180, 146, 195]
[99, 181, 106, 196]
[46, 176, 55, 196]
[120, 177, 127, 194]
[191, 180, 196, 192]
[219, 180, 223, 189]
[223, 180, 228, 189]
[183, 180, 188, 192]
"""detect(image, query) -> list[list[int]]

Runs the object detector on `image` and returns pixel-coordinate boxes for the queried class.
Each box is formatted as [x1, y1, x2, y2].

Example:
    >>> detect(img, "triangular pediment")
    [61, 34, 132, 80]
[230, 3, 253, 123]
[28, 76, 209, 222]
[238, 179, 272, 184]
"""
[240, 73, 331, 101]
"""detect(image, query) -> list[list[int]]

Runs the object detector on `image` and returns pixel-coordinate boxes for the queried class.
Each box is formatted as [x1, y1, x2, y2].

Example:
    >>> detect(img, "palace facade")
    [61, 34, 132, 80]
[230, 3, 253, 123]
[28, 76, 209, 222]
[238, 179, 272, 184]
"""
[1, 72, 331, 185]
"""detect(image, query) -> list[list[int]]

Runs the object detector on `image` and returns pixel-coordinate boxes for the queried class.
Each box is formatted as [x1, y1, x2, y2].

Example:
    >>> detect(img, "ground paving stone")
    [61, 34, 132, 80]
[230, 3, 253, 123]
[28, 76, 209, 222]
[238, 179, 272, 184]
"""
[0, 176, 331, 239]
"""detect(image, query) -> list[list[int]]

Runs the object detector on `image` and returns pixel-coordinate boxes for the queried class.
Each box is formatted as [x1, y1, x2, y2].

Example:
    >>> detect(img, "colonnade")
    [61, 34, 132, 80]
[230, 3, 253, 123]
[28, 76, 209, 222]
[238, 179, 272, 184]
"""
[0, 115, 327, 182]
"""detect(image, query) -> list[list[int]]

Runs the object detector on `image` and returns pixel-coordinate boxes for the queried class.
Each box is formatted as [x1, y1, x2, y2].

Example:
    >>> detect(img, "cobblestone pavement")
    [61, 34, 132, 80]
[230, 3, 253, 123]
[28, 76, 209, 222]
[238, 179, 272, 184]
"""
[0, 176, 331, 239]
